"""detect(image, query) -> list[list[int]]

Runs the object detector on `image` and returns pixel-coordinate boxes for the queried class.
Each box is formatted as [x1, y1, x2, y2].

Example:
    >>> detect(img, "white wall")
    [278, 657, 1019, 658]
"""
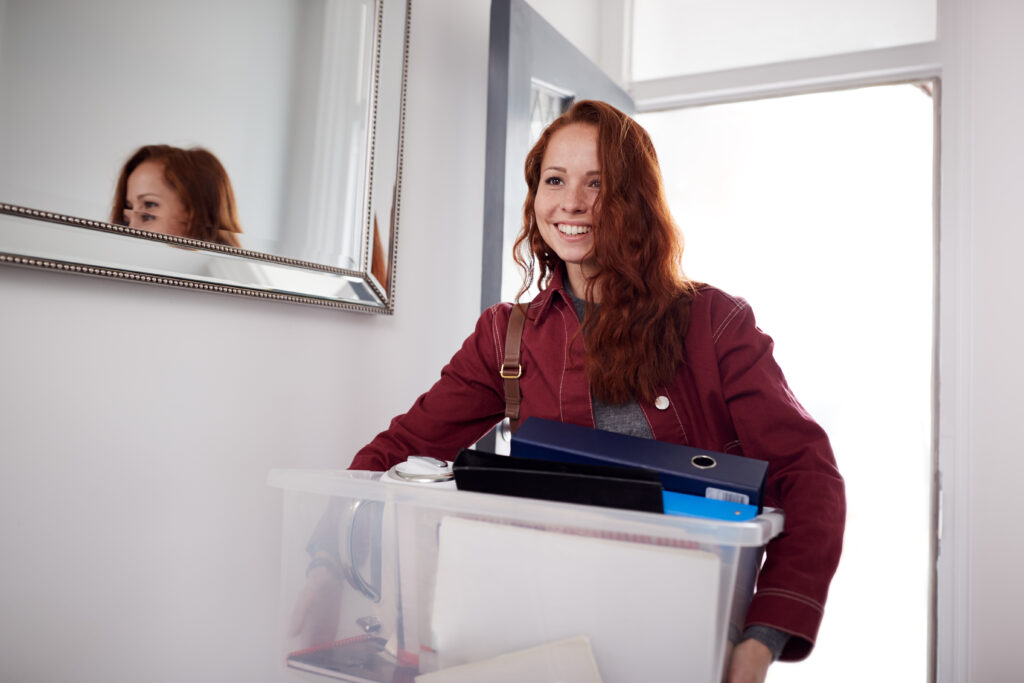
[956, 2, 1024, 680]
[525, 0, 601, 66]
[0, 0, 490, 681]
[526, 0, 628, 88]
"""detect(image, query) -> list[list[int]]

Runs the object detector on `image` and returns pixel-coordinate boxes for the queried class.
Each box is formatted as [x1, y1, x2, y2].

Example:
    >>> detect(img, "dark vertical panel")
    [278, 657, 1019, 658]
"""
[480, 0, 513, 312]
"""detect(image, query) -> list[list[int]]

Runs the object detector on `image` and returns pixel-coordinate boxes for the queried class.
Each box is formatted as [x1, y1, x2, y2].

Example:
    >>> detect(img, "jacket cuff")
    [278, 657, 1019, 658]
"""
[743, 588, 824, 661]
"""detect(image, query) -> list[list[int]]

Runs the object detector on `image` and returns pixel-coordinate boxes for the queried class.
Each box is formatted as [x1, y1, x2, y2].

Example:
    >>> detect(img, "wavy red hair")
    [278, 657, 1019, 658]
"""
[513, 100, 696, 404]
[111, 145, 243, 247]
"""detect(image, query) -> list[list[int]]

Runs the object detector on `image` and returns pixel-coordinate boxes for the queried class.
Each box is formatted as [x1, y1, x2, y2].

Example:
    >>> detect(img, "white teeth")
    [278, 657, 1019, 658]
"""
[557, 224, 592, 236]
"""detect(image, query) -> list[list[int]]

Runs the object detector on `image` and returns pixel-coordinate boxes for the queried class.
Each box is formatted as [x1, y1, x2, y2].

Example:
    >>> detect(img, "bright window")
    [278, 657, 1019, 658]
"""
[639, 83, 934, 681]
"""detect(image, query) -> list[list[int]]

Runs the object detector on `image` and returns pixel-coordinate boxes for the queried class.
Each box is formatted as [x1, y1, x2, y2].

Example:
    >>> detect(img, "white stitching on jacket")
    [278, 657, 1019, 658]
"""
[653, 387, 689, 443]
[553, 300, 574, 422]
[488, 304, 503, 369]
[711, 291, 748, 344]
[754, 588, 824, 613]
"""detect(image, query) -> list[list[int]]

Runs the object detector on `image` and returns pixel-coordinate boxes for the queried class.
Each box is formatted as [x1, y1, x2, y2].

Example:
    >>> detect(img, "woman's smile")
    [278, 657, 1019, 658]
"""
[555, 222, 592, 237]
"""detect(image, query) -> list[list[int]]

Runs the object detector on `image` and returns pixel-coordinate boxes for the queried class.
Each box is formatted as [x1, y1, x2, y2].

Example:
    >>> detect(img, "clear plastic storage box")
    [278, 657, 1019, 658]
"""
[268, 468, 782, 683]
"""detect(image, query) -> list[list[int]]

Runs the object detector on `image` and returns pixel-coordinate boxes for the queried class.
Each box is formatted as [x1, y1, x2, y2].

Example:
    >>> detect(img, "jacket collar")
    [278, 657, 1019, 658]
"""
[526, 264, 573, 319]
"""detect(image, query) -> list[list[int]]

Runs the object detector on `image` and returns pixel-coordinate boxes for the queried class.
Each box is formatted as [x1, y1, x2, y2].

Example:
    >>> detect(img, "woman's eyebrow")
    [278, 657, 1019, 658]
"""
[541, 166, 601, 175]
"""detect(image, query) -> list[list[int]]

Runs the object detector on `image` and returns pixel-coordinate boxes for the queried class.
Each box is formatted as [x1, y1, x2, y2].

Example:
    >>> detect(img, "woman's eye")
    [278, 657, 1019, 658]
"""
[589, 179, 601, 188]
[543, 177, 563, 186]
[141, 213, 156, 222]
[143, 201, 158, 209]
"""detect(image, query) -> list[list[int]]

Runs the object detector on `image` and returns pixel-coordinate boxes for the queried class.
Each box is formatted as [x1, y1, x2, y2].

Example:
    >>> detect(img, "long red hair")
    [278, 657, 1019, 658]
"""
[514, 100, 696, 404]
[111, 145, 243, 247]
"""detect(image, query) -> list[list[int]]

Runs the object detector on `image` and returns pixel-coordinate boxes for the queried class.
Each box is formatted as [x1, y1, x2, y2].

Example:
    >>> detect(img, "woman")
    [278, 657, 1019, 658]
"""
[348, 100, 845, 682]
[110, 144, 243, 247]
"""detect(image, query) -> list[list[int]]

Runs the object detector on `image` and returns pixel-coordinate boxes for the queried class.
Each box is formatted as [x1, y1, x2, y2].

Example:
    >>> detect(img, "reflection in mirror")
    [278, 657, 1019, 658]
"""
[111, 145, 245, 248]
[0, 0, 409, 312]
[529, 82, 575, 149]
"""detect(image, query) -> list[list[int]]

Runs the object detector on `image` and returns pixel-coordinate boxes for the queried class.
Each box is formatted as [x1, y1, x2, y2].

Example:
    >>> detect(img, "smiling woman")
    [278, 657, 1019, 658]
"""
[349, 99, 845, 682]
[0, 0, 410, 312]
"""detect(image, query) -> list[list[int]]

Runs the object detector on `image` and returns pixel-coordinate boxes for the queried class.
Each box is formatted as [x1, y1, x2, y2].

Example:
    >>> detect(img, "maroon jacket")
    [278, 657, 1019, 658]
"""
[351, 269, 845, 661]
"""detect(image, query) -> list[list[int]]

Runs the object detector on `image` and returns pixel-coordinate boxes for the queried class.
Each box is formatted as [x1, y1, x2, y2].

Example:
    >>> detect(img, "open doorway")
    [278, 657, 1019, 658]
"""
[638, 82, 936, 681]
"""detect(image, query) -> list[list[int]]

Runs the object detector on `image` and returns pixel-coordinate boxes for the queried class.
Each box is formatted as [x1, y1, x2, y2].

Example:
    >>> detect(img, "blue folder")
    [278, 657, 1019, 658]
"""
[662, 490, 758, 521]
[510, 417, 768, 511]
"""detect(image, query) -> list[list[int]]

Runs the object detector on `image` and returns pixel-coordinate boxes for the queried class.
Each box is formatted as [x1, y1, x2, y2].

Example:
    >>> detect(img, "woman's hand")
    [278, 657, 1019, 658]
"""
[727, 638, 773, 683]
[288, 564, 343, 646]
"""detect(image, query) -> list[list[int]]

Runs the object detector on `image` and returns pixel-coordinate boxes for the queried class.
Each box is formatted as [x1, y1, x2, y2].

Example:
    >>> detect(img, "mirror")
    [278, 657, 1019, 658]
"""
[0, 0, 410, 312]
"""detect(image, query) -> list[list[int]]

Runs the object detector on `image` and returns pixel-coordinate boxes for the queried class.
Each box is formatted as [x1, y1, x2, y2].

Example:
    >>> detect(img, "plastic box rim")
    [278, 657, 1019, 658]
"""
[267, 468, 783, 547]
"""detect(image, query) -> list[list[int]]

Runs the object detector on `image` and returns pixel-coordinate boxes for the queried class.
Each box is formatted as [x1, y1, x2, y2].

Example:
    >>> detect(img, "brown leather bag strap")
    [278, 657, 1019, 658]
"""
[501, 303, 527, 432]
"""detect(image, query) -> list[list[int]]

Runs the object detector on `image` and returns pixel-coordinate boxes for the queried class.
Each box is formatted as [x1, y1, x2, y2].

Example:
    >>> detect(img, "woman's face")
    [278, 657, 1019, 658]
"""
[533, 123, 601, 291]
[123, 160, 189, 238]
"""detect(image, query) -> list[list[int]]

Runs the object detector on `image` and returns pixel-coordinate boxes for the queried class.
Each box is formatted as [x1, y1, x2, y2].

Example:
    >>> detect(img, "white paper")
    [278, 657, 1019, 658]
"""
[415, 636, 603, 683]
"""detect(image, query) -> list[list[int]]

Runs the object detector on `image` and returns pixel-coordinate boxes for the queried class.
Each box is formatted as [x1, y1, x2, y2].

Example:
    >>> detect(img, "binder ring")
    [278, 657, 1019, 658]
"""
[691, 454, 717, 469]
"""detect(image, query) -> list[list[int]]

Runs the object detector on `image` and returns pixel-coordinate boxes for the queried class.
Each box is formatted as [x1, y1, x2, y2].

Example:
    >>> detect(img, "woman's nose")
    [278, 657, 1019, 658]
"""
[561, 184, 589, 212]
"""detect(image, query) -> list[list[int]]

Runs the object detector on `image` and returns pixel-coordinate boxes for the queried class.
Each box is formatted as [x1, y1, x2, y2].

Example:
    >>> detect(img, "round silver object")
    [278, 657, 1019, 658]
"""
[388, 460, 454, 483]
[691, 454, 717, 469]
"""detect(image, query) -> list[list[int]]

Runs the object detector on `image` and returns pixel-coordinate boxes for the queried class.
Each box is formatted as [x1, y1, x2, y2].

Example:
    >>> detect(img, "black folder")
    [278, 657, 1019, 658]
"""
[452, 448, 664, 513]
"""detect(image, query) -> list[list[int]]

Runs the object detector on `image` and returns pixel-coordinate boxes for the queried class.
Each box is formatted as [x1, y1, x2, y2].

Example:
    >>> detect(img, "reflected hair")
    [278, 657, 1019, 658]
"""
[110, 144, 243, 247]
[513, 99, 697, 404]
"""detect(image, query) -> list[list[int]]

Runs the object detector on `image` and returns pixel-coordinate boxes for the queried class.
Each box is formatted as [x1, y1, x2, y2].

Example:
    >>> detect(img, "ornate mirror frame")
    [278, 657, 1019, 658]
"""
[0, 0, 410, 314]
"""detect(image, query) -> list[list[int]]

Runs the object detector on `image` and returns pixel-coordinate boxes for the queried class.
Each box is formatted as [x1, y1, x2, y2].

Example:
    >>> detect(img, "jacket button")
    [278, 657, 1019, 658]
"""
[654, 395, 670, 410]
